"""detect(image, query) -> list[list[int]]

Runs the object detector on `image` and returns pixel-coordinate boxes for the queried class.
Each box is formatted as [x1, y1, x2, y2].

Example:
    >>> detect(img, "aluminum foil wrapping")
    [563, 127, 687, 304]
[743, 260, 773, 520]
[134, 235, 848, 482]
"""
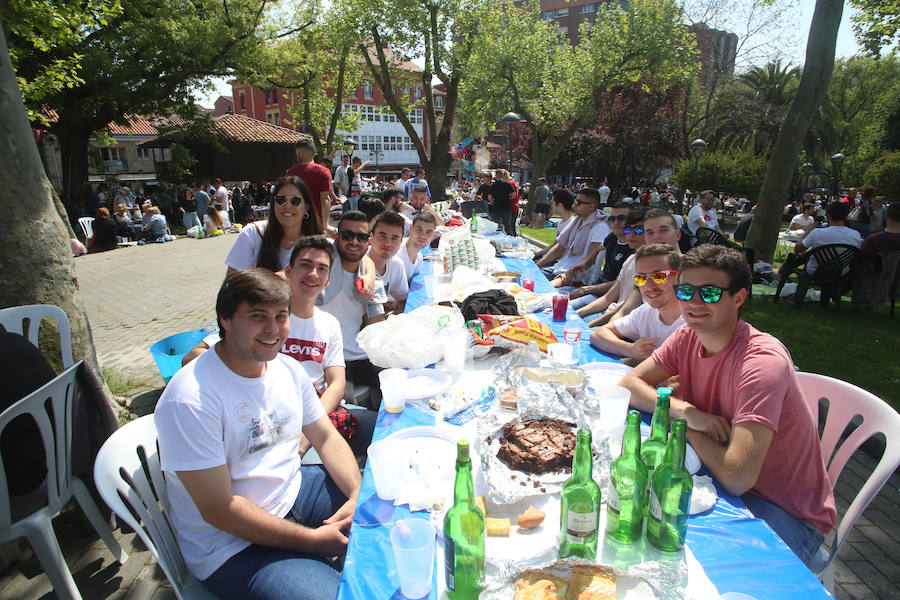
[474, 371, 613, 504]
[481, 555, 688, 600]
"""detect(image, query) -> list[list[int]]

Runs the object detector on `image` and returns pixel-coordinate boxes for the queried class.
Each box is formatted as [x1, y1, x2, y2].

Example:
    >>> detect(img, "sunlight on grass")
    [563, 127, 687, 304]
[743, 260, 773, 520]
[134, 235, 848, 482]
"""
[101, 366, 147, 397]
[520, 226, 556, 245]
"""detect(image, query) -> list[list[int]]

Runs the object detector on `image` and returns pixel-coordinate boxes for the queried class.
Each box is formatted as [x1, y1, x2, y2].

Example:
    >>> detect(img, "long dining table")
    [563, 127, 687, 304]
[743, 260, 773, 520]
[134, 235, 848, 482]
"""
[336, 250, 832, 600]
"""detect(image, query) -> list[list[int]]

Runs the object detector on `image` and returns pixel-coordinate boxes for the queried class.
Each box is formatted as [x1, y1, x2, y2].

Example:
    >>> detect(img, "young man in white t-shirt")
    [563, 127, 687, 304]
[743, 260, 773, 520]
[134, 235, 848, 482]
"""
[398, 211, 437, 282]
[687, 190, 724, 236]
[367, 211, 410, 313]
[154, 268, 361, 600]
[591, 244, 685, 366]
[789, 203, 815, 231]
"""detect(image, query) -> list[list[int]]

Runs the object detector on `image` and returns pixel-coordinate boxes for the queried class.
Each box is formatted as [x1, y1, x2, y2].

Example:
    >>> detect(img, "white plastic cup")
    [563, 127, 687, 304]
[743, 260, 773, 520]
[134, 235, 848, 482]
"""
[547, 342, 574, 366]
[390, 519, 436, 599]
[366, 439, 404, 500]
[441, 330, 469, 376]
[598, 384, 631, 435]
[379, 368, 408, 413]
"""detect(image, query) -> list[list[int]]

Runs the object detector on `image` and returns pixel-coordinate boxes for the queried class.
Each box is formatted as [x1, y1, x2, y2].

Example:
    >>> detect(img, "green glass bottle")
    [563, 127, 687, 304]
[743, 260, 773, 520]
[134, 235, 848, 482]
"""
[469, 212, 478, 233]
[606, 411, 649, 543]
[640, 386, 672, 476]
[646, 418, 693, 552]
[443, 440, 485, 599]
[559, 429, 602, 559]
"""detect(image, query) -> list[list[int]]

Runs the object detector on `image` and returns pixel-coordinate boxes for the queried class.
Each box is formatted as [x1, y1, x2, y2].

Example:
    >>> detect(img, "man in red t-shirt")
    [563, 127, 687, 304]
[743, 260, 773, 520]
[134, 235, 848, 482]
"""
[285, 138, 332, 231]
[620, 245, 836, 568]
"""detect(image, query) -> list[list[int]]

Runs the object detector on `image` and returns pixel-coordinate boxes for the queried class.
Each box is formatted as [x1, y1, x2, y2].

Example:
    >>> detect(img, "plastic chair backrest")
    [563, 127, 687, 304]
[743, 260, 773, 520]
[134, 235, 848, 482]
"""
[93, 415, 194, 599]
[797, 371, 900, 575]
[0, 304, 74, 368]
[0, 361, 83, 531]
[695, 226, 728, 246]
[78, 217, 94, 240]
[808, 244, 861, 282]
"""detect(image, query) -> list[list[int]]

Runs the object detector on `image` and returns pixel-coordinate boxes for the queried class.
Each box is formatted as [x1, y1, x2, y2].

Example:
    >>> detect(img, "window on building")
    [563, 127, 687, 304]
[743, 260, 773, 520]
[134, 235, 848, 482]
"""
[364, 81, 373, 99]
[435, 95, 445, 109]
[100, 147, 123, 161]
[266, 110, 281, 126]
[239, 91, 246, 110]
[136, 147, 151, 160]
[581, 3, 595, 14]
[558, 8, 568, 16]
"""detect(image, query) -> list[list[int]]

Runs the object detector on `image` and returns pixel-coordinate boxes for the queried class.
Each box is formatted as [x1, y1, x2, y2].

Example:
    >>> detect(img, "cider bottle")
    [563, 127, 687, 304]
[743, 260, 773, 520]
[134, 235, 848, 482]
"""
[559, 429, 601, 559]
[606, 411, 649, 543]
[443, 440, 485, 599]
[646, 419, 693, 552]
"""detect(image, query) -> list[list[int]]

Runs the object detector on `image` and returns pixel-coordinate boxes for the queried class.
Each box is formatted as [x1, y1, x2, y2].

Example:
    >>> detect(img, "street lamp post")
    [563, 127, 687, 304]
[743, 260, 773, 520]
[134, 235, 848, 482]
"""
[501, 112, 520, 174]
[830, 153, 845, 200]
[369, 148, 384, 178]
[690, 138, 707, 208]
[801, 162, 813, 193]
[342, 138, 357, 159]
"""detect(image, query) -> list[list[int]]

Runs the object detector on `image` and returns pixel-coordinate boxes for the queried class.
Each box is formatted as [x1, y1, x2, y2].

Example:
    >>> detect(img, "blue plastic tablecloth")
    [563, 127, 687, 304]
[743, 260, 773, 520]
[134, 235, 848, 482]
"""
[337, 253, 831, 599]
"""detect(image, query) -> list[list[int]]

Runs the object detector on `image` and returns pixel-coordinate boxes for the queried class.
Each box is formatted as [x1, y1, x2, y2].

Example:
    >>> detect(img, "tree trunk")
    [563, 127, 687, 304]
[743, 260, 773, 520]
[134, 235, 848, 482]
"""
[745, 0, 843, 263]
[424, 147, 452, 204]
[0, 26, 111, 401]
[55, 119, 93, 222]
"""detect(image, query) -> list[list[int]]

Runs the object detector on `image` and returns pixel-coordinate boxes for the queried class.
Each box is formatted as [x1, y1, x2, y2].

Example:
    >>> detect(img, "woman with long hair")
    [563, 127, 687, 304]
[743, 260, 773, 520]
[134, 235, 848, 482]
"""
[204, 205, 225, 236]
[225, 175, 324, 275]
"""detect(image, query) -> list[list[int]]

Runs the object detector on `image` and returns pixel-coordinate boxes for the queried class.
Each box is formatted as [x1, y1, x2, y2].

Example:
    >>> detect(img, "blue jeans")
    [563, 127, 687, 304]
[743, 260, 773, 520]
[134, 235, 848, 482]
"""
[201, 466, 349, 600]
[741, 492, 824, 569]
[183, 212, 201, 230]
[570, 294, 599, 310]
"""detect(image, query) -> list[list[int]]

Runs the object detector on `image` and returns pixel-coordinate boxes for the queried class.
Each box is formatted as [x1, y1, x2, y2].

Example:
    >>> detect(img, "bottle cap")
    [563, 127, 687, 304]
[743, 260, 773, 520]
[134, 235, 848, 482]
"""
[457, 439, 470, 461]
[657, 386, 673, 399]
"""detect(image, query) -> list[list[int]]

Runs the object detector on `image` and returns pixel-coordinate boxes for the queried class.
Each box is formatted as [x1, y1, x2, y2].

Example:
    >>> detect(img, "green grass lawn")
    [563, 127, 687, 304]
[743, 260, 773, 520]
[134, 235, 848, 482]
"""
[520, 226, 557, 246]
[743, 298, 900, 410]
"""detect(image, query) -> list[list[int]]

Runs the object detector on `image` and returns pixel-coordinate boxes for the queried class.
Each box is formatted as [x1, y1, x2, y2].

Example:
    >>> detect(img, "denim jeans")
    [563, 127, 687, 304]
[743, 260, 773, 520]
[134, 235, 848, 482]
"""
[741, 492, 824, 569]
[570, 294, 600, 310]
[183, 212, 201, 230]
[201, 465, 348, 600]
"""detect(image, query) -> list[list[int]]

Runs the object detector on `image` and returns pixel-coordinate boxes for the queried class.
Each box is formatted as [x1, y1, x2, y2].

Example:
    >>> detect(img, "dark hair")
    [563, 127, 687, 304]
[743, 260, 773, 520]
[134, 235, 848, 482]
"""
[885, 202, 900, 223]
[216, 268, 290, 340]
[382, 188, 404, 207]
[862, 186, 875, 199]
[257, 176, 322, 271]
[411, 184, 428, 195]
[289, 234, 335, 267]
[96, 207, 110, 219]
[412, 211, 438, 227]
[415, 168, 425, 176]
[635, 243, 680, 270]
[612, 201, 631, 210]
[825, 201, 850, 223]
[644, 208, 677, 229]
[552, 188, 575, 210]
[577, 187, 601, 204]
[679, 245, 751, 294]
[359, 196, 386, 222]
[626, 207, 647, 226]
[373, 210, 407, 234]
[338, 209, 369, 230]
[802, 203, 814, 212]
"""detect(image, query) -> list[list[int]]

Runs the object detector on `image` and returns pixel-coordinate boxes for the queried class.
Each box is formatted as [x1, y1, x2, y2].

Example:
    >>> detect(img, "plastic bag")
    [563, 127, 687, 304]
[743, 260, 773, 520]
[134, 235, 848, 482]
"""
[186, 225, 202, 238]
[356, 305, 466, 368]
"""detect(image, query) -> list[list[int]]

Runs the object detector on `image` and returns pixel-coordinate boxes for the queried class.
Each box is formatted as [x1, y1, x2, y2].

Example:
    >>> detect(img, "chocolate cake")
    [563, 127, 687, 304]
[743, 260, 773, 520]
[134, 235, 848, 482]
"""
[496, 419, 576, 474]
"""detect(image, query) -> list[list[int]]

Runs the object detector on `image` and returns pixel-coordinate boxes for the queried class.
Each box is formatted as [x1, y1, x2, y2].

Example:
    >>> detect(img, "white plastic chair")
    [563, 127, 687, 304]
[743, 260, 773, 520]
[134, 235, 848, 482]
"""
[93, 415, 217, 599]
[0, 304, 74, 368]
[0, 361, 127, 600]
[797, 372, 900, 592]
[77, 217, 94, 241]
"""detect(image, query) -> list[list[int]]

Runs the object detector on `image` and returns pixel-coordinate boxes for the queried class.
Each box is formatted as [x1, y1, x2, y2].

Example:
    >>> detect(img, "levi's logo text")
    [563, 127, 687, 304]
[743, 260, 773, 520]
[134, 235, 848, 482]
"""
[281, 338, 326, 363]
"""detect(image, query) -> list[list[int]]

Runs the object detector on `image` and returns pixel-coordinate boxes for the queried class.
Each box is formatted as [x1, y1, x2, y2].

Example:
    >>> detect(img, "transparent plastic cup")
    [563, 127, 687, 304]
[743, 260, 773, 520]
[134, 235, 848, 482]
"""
[366, 439, 404, 500]
[547, 342, 574, 366]
[390, 519, 436, 599]
[379, 368, 408, 413]
[598, 384, 631, 446]
[441, 330, 469, 376]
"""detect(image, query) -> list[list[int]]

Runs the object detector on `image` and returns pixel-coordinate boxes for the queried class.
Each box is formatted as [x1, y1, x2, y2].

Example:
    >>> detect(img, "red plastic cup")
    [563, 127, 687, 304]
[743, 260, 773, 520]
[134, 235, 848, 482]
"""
[552, 293, 569, 321]
[522, 278, 535, 291]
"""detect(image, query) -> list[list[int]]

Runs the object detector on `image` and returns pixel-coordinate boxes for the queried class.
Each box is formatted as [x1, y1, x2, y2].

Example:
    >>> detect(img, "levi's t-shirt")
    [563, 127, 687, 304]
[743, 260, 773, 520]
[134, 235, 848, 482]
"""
[281, 311, 344, 393]
[652, 320, 836, 533]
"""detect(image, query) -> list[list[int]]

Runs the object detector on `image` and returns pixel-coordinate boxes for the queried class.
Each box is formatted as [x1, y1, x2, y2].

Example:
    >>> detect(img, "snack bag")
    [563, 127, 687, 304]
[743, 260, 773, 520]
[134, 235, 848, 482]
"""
[483, 316, 558, 353]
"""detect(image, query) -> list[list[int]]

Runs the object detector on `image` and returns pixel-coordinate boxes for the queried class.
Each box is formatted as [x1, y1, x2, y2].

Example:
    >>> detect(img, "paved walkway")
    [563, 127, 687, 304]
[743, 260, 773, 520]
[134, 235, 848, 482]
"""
[1, 233, 898, 599]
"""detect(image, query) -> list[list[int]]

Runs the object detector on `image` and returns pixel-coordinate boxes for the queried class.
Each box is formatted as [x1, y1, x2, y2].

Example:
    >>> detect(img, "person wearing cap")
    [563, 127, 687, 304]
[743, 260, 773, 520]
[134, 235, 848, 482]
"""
[286, 138, 333, 231]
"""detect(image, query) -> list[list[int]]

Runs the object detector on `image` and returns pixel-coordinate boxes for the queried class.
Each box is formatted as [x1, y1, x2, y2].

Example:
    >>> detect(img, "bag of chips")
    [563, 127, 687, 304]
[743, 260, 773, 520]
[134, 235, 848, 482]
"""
[480, 316, 558, 353]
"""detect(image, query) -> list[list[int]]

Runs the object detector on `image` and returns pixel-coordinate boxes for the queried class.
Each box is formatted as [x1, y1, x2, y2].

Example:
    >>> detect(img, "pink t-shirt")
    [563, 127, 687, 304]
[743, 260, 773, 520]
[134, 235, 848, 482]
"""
[653, 320, 836, 534]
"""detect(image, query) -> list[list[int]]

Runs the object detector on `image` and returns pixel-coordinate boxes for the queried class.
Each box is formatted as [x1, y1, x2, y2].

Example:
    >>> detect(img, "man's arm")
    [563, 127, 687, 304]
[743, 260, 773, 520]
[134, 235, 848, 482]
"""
[619, 357, 731, 442]
[303, 415, 362, 524]
[320, 366, 346, 414]
[422, 202, 444, 226]
[686, 422, 774, 496]
[576, 280, 619, 317]
[570, 280, 615, 299]
[606, 288, 642, 325]
[535, 243, 564, 268]
[557, 242, 603, 286]
[176, 465, 349, 556]
[590, 324, 659, 362]
[319, 191, 331, 230]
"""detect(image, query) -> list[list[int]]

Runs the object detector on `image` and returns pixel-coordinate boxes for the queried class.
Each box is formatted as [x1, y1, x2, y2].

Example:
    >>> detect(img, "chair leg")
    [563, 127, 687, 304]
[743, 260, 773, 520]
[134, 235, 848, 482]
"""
[23, 516, 83, 600]
[71, 478, 128, 564]
[821, 561, 834, 594]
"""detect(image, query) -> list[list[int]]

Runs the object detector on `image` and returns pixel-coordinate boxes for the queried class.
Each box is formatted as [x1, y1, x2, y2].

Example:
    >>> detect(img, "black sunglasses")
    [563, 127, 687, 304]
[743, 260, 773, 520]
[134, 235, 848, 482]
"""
[674, 283, 742, 303]
[609, 214, 627, 222]
[275, 195, 305, 206]
[624, 225, 644, 235]
[339, 230, 370, 243]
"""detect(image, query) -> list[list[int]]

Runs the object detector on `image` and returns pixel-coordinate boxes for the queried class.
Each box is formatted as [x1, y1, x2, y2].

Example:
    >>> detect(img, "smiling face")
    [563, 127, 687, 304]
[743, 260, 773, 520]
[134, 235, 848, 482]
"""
[273, 183, 308, 230]
[677, 266, 745, 336]
[336, 218, 370, 263]
[700, 193, 716, 211]
[644, 215, 681, 249]
[285, 248, 331, 302]
[625, 221, 645, 250]
[609, 207, 629, 237]
[410, 189, 429, 211]
[220, 301, 290, 367]
[635, 254, 677, 309]
[371, 222, 404, 259]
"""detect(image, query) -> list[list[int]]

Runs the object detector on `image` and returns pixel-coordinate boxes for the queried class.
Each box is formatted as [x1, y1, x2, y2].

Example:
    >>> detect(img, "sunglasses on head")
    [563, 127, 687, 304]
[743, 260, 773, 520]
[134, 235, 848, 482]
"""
[275, 195, 305, 206]
[609, 214, 627, 222]
[674, 283, 741, 303]
[624, 225, 644, 235]
[339, 229, 370, 243]
[634, 270, 678, 287]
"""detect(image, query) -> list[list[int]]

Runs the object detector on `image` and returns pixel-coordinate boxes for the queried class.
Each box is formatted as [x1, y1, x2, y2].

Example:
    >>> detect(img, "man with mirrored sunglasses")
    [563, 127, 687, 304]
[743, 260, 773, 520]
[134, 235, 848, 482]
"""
[620, 245, 836, 568]
[590, 245, 684, 366]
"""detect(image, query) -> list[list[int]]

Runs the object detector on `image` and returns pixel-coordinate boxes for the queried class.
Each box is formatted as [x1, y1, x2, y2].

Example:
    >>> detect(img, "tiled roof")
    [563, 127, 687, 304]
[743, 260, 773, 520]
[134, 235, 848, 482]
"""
[211, 113, 310, 144]
[107, 115, 159, 136]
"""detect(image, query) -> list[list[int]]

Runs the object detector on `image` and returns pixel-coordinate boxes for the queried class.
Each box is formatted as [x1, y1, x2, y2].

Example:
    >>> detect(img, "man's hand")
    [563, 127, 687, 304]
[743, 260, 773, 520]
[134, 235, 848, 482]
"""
[312, 519, 351, 556]
[324, 494, 358, 527]
[628, 338, 660, 360]
[298, 433, 311, 457]
[569, 287, 586, 300]
[682, 405, 731, 443]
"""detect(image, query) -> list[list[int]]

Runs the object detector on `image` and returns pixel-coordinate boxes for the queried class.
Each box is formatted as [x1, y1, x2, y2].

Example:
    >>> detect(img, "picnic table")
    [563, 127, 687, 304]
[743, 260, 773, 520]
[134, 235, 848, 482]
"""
[336, 252, 831, 599]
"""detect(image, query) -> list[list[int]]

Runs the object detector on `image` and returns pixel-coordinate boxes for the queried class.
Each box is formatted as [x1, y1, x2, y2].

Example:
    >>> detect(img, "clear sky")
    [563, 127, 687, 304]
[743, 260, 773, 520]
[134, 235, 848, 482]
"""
[194, 1, 868, 108]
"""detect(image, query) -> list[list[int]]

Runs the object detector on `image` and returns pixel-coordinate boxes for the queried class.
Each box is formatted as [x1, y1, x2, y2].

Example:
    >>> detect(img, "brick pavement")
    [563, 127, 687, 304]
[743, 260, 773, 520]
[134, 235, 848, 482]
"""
[1, 233, 898, 599]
